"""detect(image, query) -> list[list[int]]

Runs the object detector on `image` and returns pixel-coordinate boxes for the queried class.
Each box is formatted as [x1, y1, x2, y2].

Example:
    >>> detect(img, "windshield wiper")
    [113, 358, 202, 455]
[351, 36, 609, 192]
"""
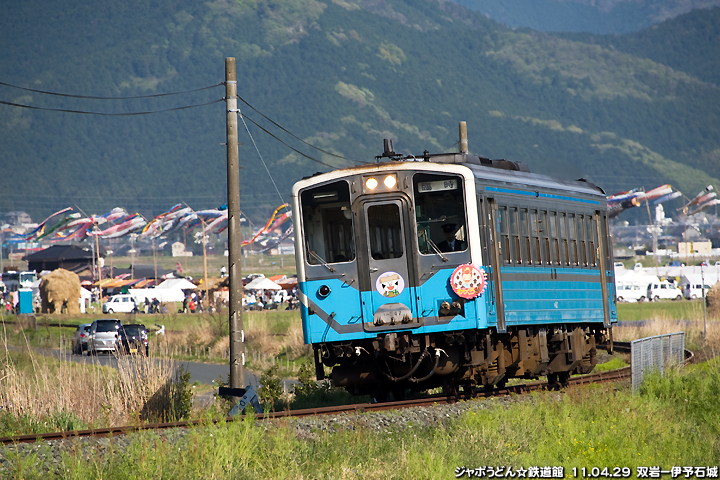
[421, 231, 448, 262]
[309, 251, 336, 273]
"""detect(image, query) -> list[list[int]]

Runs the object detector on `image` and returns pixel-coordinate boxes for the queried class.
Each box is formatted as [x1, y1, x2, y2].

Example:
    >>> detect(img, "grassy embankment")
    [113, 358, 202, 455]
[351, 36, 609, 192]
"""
[3, 360, 719, 479]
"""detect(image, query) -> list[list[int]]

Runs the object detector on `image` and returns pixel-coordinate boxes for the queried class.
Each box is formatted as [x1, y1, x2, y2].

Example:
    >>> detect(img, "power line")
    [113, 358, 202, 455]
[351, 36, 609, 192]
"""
[240, 113, 341, 169]
[236, 94, 371, 165]
[0, 80, 223, 99]
[0, 98, 224, 116]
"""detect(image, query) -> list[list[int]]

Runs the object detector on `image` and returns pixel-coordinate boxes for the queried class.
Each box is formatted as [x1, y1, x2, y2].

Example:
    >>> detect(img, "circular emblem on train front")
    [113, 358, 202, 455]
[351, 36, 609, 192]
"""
[376, 271, 405, 298]
[450, 264, 487, 299]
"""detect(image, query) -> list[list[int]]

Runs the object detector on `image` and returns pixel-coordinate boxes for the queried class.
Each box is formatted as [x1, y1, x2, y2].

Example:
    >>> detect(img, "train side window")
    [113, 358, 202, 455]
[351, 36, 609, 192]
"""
[529, 209, 540, 264]
[509, 207, 520, 264]
[587, 215, 597, 266]
[539, 210, 550, 265]
[578, 214, 588, 267]
[568, 213, 578, 266]
[519, 208, 530, 264]
[497, 206, 510, 264]
[549, 212, 559, 265]
[601, 214, 612, 267]
[558, 212, 568, 266]
[300, 180, 355, 265]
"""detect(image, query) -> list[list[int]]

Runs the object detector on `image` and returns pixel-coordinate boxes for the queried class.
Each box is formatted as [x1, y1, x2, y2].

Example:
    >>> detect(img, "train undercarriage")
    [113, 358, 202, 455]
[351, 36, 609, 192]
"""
[319, 325, 612, 399]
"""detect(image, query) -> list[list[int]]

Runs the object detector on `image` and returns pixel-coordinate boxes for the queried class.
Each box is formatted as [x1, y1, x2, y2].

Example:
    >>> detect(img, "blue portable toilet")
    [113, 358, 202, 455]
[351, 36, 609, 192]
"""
[18, 288, 33, 314]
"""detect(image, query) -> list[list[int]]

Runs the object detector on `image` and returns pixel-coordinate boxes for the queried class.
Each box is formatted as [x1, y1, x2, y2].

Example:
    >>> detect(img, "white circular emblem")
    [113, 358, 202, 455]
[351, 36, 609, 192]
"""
[375, 271, 405, 298]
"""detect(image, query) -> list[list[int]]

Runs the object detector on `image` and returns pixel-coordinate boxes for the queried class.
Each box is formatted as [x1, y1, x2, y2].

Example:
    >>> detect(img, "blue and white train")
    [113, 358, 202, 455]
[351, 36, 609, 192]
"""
[291, 125, 616, 399]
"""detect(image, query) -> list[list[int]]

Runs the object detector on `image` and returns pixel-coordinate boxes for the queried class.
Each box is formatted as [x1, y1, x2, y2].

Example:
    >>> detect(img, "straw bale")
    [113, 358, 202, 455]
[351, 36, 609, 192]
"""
[706, 283, 720, 318]
[39, 268, 81, 314]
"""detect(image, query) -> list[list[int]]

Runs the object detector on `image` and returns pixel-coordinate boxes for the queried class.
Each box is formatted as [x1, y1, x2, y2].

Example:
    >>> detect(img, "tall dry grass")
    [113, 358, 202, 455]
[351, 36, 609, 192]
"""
[614, 312, 720, 351]
[0, 320, 181, 430]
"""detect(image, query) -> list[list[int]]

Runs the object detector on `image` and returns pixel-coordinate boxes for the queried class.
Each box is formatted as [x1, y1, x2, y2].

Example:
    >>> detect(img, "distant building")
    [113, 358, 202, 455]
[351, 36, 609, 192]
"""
[678, 241, 712, 256]
[5, 211, 32, 226]
[171, 242, 193, 257]
[23, 244, 104, 273]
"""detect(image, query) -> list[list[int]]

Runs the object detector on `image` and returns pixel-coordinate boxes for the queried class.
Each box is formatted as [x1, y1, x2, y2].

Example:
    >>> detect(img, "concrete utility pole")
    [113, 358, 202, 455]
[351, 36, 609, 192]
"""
[226, 57, 245, 389]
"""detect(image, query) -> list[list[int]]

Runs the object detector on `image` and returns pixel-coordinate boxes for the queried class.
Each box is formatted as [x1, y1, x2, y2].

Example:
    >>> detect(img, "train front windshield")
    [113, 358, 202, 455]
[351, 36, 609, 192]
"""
[413, 173, 467, 254]
[300, 180, 355, 265]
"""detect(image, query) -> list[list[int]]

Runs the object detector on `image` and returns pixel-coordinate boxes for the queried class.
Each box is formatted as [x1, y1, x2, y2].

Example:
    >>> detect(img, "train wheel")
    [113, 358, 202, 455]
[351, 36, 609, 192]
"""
[547, 373, 558, 385]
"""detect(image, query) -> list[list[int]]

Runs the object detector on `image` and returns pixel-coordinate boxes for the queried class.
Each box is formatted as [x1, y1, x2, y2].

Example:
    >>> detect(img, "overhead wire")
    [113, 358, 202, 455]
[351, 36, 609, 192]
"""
[238, 112, 290, 212]
[239, 113, 340, 169]
[235, 92, 371, 165]
[0, 98, 224, 116]
[0, 80, 223, 99]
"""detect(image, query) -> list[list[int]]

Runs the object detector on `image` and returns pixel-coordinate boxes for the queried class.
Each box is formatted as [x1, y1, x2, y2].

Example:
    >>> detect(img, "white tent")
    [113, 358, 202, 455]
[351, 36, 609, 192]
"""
[244, 277, 281, 290]
[156, 278, 197, 290]
[79, 287, 92, 313]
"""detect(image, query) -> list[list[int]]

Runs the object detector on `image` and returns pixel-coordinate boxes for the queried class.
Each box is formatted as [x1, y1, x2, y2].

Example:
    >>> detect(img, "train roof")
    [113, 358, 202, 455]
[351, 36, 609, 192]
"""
[295, 152, 606, 199]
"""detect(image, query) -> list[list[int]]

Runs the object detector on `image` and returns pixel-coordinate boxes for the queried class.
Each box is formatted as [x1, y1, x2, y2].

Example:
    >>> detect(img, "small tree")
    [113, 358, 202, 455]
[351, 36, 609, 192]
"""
[258, 364, 282, 412]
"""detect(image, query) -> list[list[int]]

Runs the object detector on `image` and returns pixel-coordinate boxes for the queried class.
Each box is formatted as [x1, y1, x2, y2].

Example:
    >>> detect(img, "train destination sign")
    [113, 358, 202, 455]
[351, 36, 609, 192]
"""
[418, 179, 457, 192]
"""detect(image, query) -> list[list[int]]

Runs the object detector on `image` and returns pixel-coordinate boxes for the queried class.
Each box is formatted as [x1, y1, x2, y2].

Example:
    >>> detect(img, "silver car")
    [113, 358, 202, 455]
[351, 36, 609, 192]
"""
[87, 319, 122, 355]
[71, 323, 92, 355]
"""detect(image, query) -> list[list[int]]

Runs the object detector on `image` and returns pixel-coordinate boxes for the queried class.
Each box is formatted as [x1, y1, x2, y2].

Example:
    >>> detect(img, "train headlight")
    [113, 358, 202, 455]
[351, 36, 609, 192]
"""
[365, 178, 378, 190]
[383, 175, 397, 188]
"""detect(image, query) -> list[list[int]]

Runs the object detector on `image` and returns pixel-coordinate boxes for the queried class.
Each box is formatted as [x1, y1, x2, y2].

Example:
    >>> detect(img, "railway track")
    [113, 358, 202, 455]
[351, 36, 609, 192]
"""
[0, 341, 691, 446]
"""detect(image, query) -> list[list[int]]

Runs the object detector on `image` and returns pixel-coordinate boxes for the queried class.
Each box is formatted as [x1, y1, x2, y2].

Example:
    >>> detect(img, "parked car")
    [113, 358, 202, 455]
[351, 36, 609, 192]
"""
[615, 283, 646, 303]
[102, 294, 138, 314]
[87, 319, 122, 355]
[647, 281, 683, 301]
[684, 283, 712, 300]
[71, 323, 92, 355]
[118, 323, 149, 355]
[667, 261, 685, 267]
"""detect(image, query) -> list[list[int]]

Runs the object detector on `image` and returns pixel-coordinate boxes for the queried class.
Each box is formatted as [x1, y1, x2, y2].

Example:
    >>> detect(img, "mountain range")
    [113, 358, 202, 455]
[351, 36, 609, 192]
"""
[1, 0, 719, 224]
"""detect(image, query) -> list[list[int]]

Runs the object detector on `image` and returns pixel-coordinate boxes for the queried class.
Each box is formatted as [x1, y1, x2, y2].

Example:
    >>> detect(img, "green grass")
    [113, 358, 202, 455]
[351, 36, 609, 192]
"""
[5, 363, 718, 479]
[616, 298, 707, 321]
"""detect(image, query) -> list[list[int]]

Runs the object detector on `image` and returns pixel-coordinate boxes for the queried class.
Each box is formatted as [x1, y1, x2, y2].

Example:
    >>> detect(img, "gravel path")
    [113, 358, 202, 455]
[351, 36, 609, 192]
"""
[0, 394, 534, 475]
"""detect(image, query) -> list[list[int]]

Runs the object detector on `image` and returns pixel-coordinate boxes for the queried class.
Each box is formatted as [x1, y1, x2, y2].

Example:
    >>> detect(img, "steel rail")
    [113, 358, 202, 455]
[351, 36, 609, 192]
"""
[0, 341, 692, 446]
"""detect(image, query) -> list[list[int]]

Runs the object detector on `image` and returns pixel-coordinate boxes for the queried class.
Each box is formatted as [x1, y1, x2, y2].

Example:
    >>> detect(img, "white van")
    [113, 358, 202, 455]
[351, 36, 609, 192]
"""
[616, 283, 647, 302]
[647, 281, 683, 301]
[684, 283, 712, 300]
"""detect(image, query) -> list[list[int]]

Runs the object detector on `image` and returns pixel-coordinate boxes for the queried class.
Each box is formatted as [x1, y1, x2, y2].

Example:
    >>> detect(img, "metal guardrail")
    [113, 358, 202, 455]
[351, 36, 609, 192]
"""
[631, 332, 685, 392]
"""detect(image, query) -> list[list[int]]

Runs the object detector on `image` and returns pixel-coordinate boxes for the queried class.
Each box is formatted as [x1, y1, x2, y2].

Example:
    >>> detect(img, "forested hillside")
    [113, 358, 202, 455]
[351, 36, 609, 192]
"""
[1, 0, 719, 222]
[452, 0, 720, 34]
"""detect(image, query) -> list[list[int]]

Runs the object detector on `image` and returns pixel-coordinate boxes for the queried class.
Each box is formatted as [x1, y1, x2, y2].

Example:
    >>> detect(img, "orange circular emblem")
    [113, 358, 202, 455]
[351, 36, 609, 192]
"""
[450, 264, 487, 299]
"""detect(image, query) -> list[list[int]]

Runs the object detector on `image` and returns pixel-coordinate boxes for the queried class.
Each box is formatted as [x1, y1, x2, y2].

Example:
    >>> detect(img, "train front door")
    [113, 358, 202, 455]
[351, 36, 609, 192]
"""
[358, 197, 420, 331]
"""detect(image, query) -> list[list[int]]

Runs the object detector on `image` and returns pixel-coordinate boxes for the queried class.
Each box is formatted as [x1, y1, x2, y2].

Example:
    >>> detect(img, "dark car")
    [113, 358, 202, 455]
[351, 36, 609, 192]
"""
[118, 323, 149, 355]
[71, 323, 92, 355]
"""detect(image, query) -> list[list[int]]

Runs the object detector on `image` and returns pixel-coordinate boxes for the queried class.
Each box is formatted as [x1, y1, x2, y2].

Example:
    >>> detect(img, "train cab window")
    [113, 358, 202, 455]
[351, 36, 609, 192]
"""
[413, 174, 467, 255]
[508, 207, 520, 264]
[300, 181, 355, 265]
[368, 204, 403, 259]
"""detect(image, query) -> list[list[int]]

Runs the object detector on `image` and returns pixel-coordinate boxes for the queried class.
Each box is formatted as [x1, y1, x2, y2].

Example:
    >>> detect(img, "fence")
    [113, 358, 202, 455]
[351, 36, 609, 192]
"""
[631, 332, 685, 392]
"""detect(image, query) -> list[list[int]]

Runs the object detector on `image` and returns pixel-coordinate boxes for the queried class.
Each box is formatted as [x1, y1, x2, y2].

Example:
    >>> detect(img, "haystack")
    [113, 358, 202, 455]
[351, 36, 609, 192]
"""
[39, 268, 81, 314]
[706, 283, 720, 318]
